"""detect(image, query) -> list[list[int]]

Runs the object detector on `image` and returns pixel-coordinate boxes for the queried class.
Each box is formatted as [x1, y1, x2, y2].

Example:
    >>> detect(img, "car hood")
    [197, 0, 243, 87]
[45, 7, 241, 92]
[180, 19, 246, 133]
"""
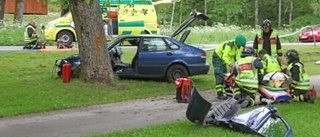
[171, 10, 209, 38]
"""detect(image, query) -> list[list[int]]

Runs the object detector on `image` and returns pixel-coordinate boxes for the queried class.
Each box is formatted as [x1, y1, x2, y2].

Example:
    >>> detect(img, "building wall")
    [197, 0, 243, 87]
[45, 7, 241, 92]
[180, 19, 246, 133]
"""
[5, 0, 48, 15]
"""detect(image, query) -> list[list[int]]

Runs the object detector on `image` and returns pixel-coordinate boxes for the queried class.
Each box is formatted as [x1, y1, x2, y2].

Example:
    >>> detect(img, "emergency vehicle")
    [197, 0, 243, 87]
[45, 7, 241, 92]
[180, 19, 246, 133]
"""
[42, 0, 160, 45]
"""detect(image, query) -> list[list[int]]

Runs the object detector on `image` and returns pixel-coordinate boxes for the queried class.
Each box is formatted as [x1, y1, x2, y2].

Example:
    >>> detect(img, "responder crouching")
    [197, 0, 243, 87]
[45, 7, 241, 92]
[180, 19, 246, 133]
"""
[232, 47, 263, 108]
[283, 49, 314, 103]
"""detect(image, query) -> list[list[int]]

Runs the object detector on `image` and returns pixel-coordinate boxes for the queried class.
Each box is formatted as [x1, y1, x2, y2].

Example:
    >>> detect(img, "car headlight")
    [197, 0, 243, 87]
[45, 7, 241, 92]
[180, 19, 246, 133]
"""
[47, 23, 56, 28]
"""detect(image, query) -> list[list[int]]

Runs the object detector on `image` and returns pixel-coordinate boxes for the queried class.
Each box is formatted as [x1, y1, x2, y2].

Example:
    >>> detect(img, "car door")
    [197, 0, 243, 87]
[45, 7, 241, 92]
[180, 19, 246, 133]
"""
[138, 37, 176, 76]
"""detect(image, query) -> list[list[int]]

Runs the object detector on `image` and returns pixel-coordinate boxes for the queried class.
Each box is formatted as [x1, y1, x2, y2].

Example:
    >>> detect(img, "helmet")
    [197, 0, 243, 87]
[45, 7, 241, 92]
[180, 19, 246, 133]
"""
[285, 49, 299, 61]
[262, 19, 271, 28]
[235, 35, 247, 47]
[241, 47, 255, 58]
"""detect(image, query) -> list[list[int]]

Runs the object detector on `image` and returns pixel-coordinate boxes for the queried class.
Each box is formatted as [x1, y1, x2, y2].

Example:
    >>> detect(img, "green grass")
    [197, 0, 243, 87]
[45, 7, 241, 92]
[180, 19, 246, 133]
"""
[0, 45, 318, 118]
[0, 13, 60, 46]
[281, 45, 320, 75]
[0, 50, 214, 118]
[0, 14, 319, 137]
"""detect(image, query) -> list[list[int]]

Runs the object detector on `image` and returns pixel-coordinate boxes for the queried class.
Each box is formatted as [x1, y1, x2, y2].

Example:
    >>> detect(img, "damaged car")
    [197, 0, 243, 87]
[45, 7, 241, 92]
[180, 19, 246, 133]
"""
[54, 10, 210, 82]
[186, 87, 293, 137]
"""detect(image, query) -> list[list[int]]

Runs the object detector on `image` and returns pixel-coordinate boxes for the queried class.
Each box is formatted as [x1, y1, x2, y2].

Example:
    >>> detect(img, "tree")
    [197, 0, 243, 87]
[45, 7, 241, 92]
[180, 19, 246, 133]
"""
[60, 0, 69, 17]
[278, 0, 282, 28]
[255, 0, 258, 28]
[68, 0, 114, 84]
[0, 0, 6, 26]
[13, 0, 24, 25]
[289, 0, 293, 24]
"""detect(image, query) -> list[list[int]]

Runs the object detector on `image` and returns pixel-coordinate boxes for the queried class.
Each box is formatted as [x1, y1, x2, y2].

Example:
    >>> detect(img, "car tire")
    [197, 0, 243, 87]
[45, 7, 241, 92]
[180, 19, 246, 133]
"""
[166, 64, 188, 83]
[57, 31, 74, 45]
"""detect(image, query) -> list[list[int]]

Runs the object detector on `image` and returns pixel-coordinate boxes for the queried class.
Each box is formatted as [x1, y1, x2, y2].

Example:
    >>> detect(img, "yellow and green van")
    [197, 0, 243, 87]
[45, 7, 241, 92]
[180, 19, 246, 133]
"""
[42, 0, 160, 45]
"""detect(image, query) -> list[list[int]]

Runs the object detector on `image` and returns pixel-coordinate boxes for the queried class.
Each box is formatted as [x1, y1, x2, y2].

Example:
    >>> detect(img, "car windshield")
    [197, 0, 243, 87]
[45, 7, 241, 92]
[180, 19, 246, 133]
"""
[62, 12, 71, 17]
[257, 116, 288, 137]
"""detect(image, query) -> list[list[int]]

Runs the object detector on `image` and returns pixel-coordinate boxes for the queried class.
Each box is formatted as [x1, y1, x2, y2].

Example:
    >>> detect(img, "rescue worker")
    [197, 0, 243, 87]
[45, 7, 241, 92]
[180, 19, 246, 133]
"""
[253, 19, 283, 64]
[23, 19, 42, 49]
[284, 49, 314, 103]
[212, 34, 247, 100]
[258, 49, 282, 75]
[232, 47, 263, 108]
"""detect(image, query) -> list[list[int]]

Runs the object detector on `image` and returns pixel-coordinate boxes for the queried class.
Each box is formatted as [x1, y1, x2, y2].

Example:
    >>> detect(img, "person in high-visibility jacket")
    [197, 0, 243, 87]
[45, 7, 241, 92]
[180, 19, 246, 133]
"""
[232, 47, 263, 108]
[253, 19, 283, 65]
[23, 20, 41, 49]
[212, 34, 247, 100]
[258, 49, 282, 75]
[284, 49, 314, 103]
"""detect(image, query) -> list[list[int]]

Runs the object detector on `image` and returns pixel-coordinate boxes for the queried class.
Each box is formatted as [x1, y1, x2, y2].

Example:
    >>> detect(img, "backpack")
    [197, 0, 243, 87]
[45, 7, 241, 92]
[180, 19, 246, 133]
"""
[175, 78, 193, 103]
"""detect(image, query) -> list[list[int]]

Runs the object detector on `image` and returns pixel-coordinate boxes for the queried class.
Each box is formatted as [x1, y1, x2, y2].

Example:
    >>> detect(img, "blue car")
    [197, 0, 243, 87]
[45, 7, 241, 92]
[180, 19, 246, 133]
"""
[55, 11, 210, 82]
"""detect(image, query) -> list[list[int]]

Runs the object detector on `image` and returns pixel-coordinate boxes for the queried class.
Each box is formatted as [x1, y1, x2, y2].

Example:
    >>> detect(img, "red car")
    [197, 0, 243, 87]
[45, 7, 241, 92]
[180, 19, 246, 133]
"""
[299, 26, 320, 42]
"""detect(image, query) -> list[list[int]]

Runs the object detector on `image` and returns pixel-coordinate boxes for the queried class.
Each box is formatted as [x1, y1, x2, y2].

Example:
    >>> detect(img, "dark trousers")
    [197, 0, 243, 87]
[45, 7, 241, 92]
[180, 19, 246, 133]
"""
[212, 52, 227, 94]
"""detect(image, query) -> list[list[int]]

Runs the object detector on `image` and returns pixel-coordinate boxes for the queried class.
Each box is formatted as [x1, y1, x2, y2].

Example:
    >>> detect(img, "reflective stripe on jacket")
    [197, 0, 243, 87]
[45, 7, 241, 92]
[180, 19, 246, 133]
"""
[235, 56, 259, 90]
[24, 25, 37, 43]
[257, 32, 278, 58]
[287, 62, 310, 90]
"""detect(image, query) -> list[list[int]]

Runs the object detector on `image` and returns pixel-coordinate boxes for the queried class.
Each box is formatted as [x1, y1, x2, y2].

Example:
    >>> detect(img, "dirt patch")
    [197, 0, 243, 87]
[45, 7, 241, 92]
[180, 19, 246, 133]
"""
[39, 46, 78, 51]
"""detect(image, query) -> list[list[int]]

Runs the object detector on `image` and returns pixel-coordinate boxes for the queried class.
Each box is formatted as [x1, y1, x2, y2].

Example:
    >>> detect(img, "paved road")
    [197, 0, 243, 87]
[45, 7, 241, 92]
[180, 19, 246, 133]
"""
[0, 75, 319, 137]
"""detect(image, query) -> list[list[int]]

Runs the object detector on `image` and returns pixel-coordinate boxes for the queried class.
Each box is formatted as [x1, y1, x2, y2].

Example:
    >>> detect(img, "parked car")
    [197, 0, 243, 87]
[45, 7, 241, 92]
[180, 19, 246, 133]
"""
[55, 10, 210, 82]
[299, 25, 320, 42]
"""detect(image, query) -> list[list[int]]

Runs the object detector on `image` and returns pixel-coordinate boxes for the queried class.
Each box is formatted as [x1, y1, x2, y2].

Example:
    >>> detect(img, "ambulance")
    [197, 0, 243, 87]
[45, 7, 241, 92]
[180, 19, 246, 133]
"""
[42, 0, 160, 45]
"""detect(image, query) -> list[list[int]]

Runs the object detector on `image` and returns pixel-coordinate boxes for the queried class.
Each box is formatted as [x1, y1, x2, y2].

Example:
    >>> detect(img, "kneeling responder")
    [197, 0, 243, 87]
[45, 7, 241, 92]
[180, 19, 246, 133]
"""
[233, 47, 263, 107]
[284, 49, 314, 103]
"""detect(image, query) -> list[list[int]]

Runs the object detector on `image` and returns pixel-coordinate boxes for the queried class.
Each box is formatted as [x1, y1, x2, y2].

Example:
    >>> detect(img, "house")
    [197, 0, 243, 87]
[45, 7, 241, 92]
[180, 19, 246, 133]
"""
[4, 0, 48, 15]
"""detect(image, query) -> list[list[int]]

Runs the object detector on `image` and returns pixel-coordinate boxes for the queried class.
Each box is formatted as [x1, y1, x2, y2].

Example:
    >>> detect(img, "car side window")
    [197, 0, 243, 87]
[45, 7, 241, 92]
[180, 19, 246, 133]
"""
[165, 39, 179, 50]
[141, 37, 168, 52]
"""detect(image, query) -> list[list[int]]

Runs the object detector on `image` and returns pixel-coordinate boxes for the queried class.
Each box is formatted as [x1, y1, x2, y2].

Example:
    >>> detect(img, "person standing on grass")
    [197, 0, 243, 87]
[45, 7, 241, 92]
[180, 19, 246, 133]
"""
[283, 49, 314, 103]
[253, 19, 283, 65]
[212, 34, 247, 100]
[23, 19, 41, 49]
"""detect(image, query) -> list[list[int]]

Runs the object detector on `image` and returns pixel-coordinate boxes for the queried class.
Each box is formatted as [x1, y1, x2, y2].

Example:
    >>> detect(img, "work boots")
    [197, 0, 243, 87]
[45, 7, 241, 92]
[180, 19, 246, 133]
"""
[217, 92, 228, 100]
[304, 92, 315, 103]
[292, 92, 315, 103]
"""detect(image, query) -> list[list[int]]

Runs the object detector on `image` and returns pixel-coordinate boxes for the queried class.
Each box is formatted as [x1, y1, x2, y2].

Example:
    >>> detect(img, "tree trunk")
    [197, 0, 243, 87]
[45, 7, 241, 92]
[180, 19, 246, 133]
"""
[255, 0, 258, 28]
[60, 0, 69, 17]
[289, 0, 293, 25]
[0, 0, 6, 25]
[69, 0, 114, 84]
[170, 2, 175, 31]
[13, 0, 24, 25]
[204, 0, 207, 27]
[179, 1, 182, 24]
[163, 7, 166, 28]
[278, 0, 282, 28]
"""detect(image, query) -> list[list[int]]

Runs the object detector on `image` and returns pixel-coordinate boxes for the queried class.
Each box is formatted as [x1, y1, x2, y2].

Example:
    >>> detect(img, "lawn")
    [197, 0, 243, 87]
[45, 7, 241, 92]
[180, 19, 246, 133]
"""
[1, 13, 319, 137]
[0, 45, 319, 118]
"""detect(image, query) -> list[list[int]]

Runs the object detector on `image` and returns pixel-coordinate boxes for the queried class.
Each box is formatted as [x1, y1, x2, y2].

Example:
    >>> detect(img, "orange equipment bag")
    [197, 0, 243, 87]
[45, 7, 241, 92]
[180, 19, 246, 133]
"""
[309, 86, 318, 100]
[175, 78, 192, 103]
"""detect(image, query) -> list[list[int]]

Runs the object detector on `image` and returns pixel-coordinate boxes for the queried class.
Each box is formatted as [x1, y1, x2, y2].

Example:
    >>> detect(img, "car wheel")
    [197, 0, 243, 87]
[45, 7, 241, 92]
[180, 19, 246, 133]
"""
[166, 64, 188, 83]
[57, 31, 74, 45]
